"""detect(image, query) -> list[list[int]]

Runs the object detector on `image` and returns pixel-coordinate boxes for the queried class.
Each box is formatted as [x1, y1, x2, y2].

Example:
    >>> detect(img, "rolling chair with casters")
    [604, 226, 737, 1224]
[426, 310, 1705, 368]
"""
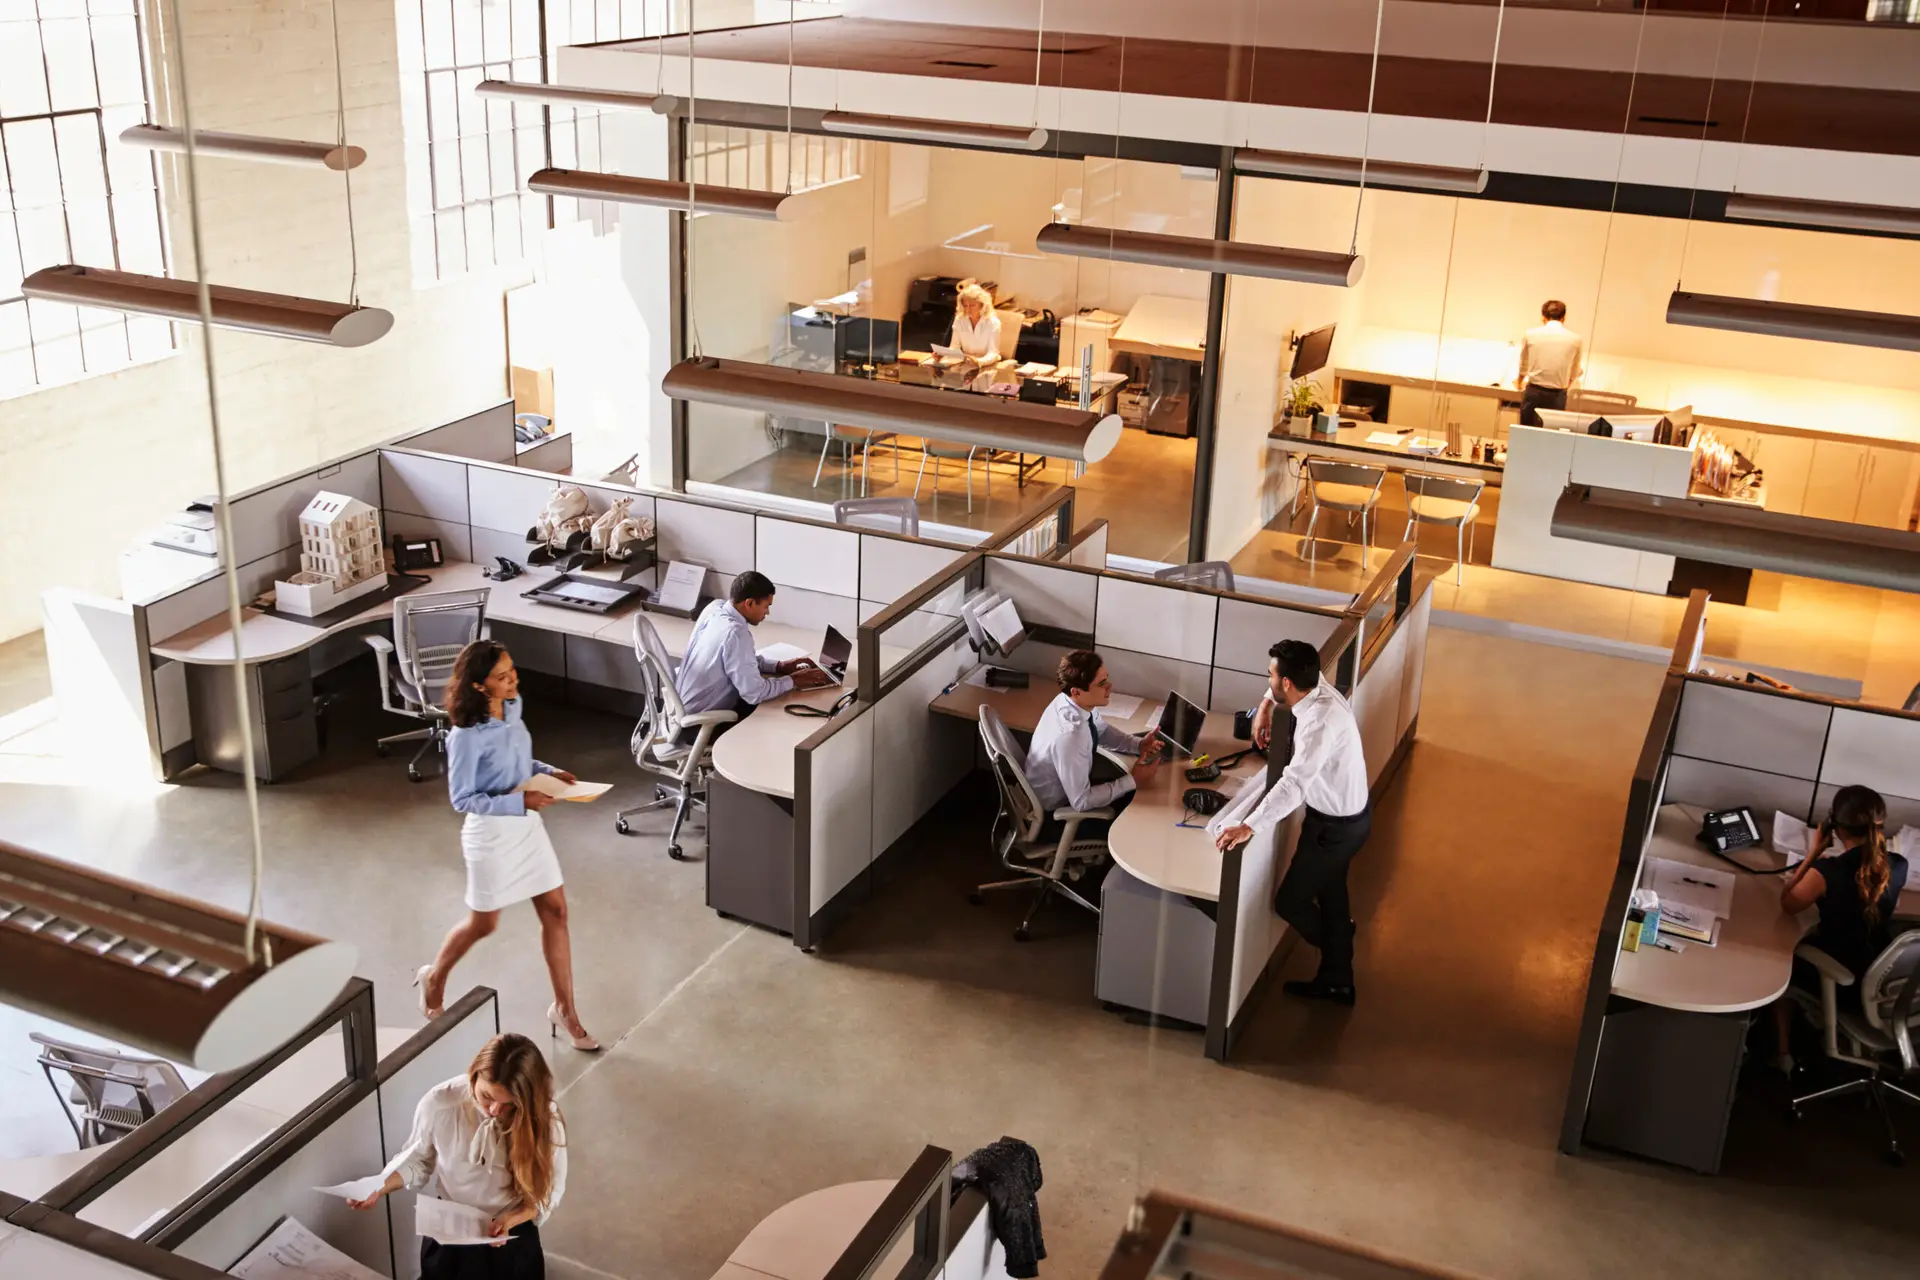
[1402, 472, 1486, 585]
[916, 438, 987, 513]
[833, 496, 920, 537]
[365, 587, 490, 781]
[616, 614, 735, 860]
[1301, 458, 1386, 563]
[31, 1033, 189, 1148]
[969, 704, 1111, 942]
[813, 424, 899, 496]
[1153, 561, 1236, 592]
[1785, 930, 1920, 1166]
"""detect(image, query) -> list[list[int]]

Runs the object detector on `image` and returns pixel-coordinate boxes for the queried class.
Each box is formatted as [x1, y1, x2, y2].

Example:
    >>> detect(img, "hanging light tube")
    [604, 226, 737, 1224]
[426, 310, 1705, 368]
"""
[0, 840, 358, 1071]
[1234, 149, 1488, 194]
[663, 357, 1124, 463]
[121, 124, 366, 172]
[23, 265, 392, 347]
[1035, 222, 1363, 288]
[475, 81, 678, 114]
[1551, 484, 1920, 594]
[820, 112, 1048, 151]
[1666, 290, 1920, 354]
[1722, 193, 1920, 238]
[527, 168, 793, 220]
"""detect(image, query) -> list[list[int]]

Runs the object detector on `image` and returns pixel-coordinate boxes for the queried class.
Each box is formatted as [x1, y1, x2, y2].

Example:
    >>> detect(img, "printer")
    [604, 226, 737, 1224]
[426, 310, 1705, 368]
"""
[149, 498, 221, 558]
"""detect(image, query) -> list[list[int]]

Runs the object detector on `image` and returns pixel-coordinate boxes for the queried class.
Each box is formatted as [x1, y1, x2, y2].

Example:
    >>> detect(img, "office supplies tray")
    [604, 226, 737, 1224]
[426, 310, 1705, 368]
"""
[258, 573, 431, 629]
[522, 572, 650, 614]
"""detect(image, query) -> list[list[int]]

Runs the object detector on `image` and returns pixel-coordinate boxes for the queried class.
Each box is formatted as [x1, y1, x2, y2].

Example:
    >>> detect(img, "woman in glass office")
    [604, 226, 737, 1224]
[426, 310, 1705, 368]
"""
[414, 640, 600, 1052]
[949, 282, 1003, 364]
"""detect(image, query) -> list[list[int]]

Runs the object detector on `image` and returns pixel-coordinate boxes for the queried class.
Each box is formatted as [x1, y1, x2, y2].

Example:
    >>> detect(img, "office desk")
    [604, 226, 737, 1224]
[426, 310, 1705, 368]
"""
[1110, 294, 1207, 362]
[884, 359, 1122, 487]
[711, 1180, 909, 1280]
[1267, 419, 1504, 487]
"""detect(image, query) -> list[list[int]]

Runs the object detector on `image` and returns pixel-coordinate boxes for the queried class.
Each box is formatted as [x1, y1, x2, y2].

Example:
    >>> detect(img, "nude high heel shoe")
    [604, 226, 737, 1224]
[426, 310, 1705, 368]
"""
[546, 1003, 601, 1052]
[414, 965, 442, 1019]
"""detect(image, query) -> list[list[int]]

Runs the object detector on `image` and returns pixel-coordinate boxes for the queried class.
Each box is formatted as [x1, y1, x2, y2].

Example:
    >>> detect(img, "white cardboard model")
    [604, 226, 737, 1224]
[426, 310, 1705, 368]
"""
[275, 491, 387, 617]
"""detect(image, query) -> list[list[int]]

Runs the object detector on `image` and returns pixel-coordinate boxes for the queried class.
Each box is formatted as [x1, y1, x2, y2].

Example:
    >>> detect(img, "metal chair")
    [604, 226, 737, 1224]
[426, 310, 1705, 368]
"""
[1153, 561, 1236, 592]
[1301, 459, 1386, 562]
[31, 1033, 189, 1148]
[365, 587, 490, 782]
[967, 704, 1111, 942]
[1785, 929, 1920, 1165]
[615, 613, 736, 860]
[833, 497, 920, 537]
[1402, 472, 1486, 585]
[915, 439, 988, 513]
[813, 424, 898, 496]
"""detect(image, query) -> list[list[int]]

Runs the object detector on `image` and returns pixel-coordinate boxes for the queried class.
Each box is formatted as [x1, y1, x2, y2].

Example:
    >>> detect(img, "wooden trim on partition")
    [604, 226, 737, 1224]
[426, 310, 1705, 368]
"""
[1671, 588, 1710, 673]
[372, 985, 499, 1085]
[823, 1145, 952, 1280]
[129, 600, 168, 781]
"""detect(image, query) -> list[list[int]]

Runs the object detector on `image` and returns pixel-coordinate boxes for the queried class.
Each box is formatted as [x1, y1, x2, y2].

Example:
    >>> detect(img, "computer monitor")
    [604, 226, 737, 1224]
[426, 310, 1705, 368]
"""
[841, 317, 900, 366]
[1291, 323, 1335, 378]
[1156, 691, 1208, 759]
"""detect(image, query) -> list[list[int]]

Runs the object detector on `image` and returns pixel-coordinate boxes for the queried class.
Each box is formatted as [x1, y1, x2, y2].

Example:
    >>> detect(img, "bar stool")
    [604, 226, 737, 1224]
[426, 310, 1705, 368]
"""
[1302, 459, 1386, 562]
[1403, 472, 1486, 584]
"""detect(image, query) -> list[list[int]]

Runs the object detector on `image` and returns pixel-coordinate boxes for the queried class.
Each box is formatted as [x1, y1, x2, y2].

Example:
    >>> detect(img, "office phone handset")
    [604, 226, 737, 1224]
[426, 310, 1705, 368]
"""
[1699, 807, 1761, 855]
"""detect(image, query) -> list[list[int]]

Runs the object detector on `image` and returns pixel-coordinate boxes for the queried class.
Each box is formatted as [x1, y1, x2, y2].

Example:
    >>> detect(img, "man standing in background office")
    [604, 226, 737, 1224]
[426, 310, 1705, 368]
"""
[1515, 299, 1584, 426]
[1212, 640, 1372, 1007]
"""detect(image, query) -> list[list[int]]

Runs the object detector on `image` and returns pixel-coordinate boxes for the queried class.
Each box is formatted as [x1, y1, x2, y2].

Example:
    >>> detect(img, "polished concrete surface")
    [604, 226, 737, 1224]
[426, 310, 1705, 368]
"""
[1, 631, 1915, 1277]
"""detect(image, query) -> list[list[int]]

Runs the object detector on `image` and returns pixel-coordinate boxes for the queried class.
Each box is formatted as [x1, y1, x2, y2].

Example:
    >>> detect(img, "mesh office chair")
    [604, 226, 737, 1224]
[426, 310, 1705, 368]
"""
[833, 497, 920, 537]
[1154, 561, 1237, 592]
[366, 587, 490, 781]
[813, 425, 899, 496]
[968, 704, 1112, 942]
[615, 613, 737, 860]
[1402, 473, 1486, 585]
[916, 439, 987, 513]
[1302, 459, 1386, 563]
[1786, 930, 1920, 1165]
[31, 1033, 189, 1149]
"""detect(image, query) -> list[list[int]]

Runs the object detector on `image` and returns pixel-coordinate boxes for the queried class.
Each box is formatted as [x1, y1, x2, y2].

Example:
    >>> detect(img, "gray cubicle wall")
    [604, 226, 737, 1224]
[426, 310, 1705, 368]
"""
[389, 402, 516, 464]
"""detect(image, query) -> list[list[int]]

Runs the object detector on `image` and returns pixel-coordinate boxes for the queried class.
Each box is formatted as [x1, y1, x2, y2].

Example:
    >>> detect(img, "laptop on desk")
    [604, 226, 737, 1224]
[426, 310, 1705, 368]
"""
[812, 625, 852, 686]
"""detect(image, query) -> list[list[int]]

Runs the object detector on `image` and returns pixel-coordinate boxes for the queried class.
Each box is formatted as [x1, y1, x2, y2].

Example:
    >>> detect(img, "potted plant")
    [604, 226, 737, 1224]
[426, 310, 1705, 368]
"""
[1283, 378, 1325, 432]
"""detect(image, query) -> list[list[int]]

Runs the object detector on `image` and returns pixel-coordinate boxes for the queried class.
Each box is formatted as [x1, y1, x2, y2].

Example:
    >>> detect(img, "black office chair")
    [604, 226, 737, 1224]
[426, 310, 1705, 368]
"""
[1786, 929, 1920, 1165]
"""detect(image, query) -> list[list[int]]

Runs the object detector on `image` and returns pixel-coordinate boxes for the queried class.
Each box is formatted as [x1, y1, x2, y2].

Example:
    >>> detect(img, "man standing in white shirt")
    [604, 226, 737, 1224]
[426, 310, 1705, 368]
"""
[1213, 639, 1372, 1005]
[1024, 650, 1162, 838]
[1516, 299, 1584, 426]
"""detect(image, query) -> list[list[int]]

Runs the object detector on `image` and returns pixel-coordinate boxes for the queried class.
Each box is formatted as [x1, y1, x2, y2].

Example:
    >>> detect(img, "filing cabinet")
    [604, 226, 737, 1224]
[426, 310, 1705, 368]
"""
[187, 652, 319, 782]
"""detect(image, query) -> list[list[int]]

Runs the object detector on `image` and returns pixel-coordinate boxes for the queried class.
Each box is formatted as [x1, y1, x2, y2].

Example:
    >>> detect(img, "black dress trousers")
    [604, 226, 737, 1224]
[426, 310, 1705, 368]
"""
[1272, 805, 1372, 986]
[420, 1222, 543, 1280]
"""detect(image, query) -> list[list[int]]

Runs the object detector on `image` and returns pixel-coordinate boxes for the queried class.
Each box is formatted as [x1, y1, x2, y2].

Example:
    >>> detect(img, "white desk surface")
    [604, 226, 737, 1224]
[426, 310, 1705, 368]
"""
[1110, 294, 1208, 362]
[929, 679, 1263, 902]
[715, 1179, 907, 1280]
[712, 667, 861, 801]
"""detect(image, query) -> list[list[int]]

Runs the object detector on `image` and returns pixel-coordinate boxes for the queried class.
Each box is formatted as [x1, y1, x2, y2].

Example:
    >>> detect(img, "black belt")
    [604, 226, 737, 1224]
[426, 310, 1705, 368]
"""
[1305, 804, 1369, 825]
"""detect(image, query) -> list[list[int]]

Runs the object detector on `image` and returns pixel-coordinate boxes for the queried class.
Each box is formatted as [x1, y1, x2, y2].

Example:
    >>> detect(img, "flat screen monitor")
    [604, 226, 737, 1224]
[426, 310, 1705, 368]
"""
[1156, 691, 1208, 759]
[841, 317, 900, 366]
[1291, 323, 1335, 378]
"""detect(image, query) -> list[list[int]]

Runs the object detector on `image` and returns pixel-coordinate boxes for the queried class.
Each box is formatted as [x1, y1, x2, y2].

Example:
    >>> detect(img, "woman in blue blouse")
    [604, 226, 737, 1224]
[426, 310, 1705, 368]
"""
[416, 641, 599, 1051]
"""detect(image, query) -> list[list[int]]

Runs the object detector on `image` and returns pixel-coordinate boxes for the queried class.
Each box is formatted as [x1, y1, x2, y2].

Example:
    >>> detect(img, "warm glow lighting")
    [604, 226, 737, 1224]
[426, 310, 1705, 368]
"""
[1035, 223, 1364, 287]
[475, 80, 678, 113]
[527, 168, 794, 220]
[121, 124, 366, 171]
[1666, 290, 1920, 354]
[1234, 149, 1488, 194]
[23, 265, 393, 348]
[821, 112, 1048, 151]
[1723, 193, 1920, 238]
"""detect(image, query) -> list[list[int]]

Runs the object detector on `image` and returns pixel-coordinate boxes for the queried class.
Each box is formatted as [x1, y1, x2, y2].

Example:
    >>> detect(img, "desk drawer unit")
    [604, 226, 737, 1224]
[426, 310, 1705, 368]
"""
[1583, 1000, 1747, 1174]
[1097, 867, 1214, 1028]
[186, 654, 319, 783]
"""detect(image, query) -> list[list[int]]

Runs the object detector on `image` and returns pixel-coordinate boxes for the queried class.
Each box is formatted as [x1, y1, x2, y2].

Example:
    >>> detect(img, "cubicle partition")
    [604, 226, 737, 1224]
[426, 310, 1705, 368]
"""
[388, 402, 517, 465]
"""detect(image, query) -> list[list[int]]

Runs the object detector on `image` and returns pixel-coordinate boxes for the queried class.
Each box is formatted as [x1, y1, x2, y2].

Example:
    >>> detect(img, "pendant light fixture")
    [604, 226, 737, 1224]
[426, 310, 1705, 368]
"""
[527, 168, 793, 220]
[1036, 222, 1363, 287]
[475, 81, 678, 113]
[1551, 484, 1920, 594]
[1666, 290, 1920, 354]
[122, 124, 366, 171]
[1233, 151, 1487, 194]
[821, 112, 1048, 151]
[663, 357, 1124, 462]
[0, 840, 357, 1071]
[1722, 193, 1920, 238]
[23, 265, 393, 346]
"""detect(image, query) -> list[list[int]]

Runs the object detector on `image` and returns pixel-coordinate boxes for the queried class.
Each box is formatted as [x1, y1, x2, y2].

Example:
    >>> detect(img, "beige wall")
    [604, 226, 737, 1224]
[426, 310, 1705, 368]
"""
[0, 0, 523, 642]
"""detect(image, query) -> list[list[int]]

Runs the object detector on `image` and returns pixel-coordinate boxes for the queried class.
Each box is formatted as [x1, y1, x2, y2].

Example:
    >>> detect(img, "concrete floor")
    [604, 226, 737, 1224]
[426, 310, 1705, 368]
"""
[3, 629, 1917, 1276]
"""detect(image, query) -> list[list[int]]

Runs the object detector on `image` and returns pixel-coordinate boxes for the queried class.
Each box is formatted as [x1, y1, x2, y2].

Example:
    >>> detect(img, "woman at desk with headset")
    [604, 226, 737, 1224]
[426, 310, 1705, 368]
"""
[414, 641, 599, 1054]
[948, 283, 1002, 364]
[1770, 785, 1909, 1075]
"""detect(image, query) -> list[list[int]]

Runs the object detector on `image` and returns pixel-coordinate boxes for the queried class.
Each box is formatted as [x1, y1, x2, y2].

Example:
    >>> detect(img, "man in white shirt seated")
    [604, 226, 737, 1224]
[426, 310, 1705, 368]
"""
[1024, 650, 1163, 837]
[1213, 639, 1371, 1006]
[1515, 299, 1585, 426]
[673, 571, 832, 743]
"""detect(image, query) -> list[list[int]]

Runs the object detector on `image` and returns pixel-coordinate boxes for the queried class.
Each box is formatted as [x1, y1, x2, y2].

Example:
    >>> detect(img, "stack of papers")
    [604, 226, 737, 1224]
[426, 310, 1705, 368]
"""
[1103, 693, 1144, 720]
[518, 774, 612, 802]
[414, 1195, 497, 1246]
[1646, 858, 1734, 947]
[231, 1218, 384, 1280]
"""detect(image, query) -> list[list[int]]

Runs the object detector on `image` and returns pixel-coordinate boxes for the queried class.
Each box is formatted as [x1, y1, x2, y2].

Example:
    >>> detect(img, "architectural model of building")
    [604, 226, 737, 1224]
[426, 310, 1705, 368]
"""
[274, 491, 387, 617]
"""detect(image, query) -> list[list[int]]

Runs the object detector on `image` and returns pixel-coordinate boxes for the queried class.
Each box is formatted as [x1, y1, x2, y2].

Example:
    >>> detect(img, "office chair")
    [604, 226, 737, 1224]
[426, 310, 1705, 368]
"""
[1402, 472, 1486, 585]
[365, 587, 490, 782]
[31, 1033, 189, 1149]
[1301, 459, 1386, 563]
[616, 613, 736, 860]
[968, 704, 1112, 942]
[916, 439, 987, 513]
[833, 496, 920, 537]
[1153, 561, 1236, 592]
[813, 424, 899, 496]
[1785, 929, 1920, 1165]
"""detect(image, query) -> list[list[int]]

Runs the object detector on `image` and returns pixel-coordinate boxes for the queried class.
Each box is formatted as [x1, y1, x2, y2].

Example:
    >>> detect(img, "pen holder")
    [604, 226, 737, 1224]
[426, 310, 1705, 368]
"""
[1232, 710, 1254, 741]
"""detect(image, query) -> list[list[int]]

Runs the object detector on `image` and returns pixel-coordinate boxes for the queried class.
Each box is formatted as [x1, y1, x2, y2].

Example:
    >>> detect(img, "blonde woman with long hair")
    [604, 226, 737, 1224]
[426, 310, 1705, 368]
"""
[350, 1033, 566, 1278]
[949, 282, 1002, 364]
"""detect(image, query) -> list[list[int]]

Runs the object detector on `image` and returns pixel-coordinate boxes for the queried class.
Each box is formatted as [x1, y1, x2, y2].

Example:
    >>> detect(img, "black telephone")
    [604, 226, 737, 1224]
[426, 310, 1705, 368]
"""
[1700, 806, 1761, 854]
[482, 556, 523, 582]
[392, 535, 444, 570]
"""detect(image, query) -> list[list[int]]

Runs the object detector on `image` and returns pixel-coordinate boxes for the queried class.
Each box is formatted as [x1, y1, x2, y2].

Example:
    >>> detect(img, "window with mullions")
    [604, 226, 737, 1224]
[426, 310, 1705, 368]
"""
[685, 126, 866, 199]
[1, 0, 171, 401]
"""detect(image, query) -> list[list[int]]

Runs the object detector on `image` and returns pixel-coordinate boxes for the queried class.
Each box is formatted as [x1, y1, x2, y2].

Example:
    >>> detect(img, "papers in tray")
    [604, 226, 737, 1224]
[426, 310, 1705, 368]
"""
[518, 774, 612, 802]
[655, 560, 705, 614]
[231, 1218, 385, 1280]
[413, 1195, 496, 1246]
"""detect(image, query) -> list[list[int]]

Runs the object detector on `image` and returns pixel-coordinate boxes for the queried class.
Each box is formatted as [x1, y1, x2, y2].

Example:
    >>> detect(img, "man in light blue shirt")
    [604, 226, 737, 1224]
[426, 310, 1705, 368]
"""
[674, 571, 832, 741]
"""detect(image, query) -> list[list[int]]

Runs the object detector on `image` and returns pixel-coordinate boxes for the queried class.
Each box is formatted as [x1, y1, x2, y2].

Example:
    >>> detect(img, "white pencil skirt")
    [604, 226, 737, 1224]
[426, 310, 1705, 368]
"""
[461, 812, 564, 912]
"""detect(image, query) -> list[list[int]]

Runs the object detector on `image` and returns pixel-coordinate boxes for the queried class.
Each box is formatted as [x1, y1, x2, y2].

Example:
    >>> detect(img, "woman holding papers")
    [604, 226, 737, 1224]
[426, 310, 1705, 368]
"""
[415, 641, 599, 1052]
[350, 1033, 566, 1278]
[1769, 785, 1909, 1074]
[948, 283, 1003, 364]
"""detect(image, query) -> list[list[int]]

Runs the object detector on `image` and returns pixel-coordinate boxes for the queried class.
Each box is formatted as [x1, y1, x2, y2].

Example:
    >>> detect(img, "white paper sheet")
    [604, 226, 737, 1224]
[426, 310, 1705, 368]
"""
[1103, 693, 1144, 721]
[413, 1195, 497, 1246]
[756, 641, 809, 666]
[231, 1217, 385, 1280]
[655, 560, 706, 614]
[980, 598, 1025, 651]
[1773, 810, 1810, 858]
[1897, 826, 1920, 859]
[313, 1176, 387, 1202]
[518, 774, 612, 802]
[1647, 857, 1735, 919]
[1365, 430, 1407, 445]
